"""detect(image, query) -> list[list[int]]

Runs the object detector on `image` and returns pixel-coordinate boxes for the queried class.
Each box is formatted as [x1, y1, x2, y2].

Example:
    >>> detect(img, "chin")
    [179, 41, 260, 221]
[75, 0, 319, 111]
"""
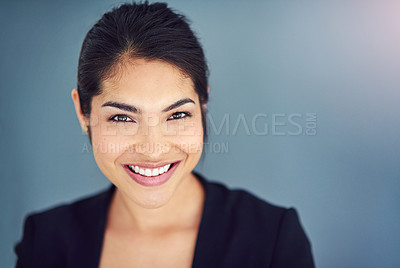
[124, 186, 176, 210]
[139, 200, 169, 209]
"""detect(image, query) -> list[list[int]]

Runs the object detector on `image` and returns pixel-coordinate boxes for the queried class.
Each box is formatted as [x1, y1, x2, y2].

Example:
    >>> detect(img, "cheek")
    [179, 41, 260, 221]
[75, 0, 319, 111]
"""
[90, 122, 130, 165]
[172, 118, 204, 156]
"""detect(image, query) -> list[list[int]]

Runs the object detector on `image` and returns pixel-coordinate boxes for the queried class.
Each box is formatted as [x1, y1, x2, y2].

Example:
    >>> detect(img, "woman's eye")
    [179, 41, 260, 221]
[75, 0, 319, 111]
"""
[168, 112, 191, 120]
[110, 114, 133, 122]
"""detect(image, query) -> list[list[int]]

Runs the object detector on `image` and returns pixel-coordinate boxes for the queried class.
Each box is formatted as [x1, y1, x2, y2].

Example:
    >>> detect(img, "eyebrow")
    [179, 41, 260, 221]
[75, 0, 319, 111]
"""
[102, 101, 139, 113]
[162, 98, 195, 112]
[101, 98, 195, 113]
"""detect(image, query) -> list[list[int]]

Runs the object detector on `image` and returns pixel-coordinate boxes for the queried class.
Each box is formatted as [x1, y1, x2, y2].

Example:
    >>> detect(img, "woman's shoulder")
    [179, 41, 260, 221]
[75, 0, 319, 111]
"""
[26, 185, 114, 224]
[15, 185, 114, 268]
[202, 175, 309, 243]
[194, 172, 315, 267]
[196, 171, 289, 220]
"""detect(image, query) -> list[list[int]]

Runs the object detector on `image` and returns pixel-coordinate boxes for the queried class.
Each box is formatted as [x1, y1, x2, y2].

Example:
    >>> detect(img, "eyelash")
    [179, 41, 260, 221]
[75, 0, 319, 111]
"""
[109, 112, 192, 123]
[167, 112, 192, 120]
[109, 114, 134, 123]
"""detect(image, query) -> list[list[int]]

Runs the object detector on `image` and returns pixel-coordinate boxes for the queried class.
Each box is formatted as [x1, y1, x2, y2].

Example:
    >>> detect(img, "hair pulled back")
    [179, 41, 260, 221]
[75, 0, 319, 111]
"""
[77, 1, 209, 137]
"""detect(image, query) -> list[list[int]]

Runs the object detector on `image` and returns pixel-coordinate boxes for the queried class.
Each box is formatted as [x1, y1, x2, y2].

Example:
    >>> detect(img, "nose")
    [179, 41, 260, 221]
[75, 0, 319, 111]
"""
[134, 115, 169, 159]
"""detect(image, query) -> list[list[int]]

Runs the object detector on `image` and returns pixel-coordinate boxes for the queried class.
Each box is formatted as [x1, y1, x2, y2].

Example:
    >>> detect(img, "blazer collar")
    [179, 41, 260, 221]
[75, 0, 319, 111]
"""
[90, 172, 220, 268]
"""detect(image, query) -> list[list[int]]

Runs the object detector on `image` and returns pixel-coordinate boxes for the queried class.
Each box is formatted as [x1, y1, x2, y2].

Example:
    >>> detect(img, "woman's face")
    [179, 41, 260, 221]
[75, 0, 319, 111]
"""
[74, 59, 204, 209]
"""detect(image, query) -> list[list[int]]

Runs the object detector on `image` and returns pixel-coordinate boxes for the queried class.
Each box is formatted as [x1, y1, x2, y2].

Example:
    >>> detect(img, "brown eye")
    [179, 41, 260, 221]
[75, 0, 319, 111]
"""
[110, 114, 133, 122]
[168, 112, 191, 120]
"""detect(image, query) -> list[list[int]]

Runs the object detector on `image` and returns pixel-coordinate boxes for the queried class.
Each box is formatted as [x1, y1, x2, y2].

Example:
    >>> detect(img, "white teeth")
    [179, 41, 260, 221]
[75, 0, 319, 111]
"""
[152, 169, 159, 176]
[164, 164, 170, 171]
[159, 166, 165, 174]
[144, 169, 151, 176]
[129, 164, 173, 177]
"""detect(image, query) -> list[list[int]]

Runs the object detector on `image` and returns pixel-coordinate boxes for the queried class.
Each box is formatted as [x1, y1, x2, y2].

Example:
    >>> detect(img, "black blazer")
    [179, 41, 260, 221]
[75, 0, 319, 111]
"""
[15, 173, 315, 268]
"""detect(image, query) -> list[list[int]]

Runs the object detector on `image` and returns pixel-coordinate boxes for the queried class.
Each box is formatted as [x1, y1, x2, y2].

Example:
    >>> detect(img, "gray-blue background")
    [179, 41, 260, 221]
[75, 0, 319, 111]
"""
[1, 0, 399, 267]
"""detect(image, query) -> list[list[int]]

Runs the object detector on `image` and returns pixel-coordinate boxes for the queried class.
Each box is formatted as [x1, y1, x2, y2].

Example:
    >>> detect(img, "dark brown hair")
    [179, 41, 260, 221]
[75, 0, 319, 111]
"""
[77, 1, 209, 138]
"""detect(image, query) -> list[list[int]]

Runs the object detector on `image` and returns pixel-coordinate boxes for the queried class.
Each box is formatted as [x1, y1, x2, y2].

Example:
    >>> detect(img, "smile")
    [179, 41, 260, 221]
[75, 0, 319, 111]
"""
[127, 163, 173, 177]
[124, 161, 180, 187]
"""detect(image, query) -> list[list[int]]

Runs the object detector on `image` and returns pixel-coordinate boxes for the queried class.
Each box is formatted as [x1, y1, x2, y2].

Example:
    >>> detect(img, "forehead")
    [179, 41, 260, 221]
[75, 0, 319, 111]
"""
[100, 59, 195, 98]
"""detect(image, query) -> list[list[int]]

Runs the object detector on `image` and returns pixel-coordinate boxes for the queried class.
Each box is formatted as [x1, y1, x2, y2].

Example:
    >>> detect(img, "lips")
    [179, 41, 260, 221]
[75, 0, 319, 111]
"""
[124, 161, 180, 187]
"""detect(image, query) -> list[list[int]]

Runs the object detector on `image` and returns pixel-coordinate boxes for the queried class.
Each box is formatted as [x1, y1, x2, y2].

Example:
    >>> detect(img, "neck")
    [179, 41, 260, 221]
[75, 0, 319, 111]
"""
[108, 173, 204, 234]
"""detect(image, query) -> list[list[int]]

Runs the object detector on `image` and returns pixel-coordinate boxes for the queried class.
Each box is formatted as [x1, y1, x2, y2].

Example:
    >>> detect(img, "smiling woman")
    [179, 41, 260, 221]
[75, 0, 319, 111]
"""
[15, 2, 314, 268]
[75, 59, 204, 211]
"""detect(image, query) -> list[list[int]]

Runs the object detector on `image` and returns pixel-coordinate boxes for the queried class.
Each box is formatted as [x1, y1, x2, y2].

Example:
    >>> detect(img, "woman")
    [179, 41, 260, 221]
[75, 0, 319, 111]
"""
[15, 2, 314, 267]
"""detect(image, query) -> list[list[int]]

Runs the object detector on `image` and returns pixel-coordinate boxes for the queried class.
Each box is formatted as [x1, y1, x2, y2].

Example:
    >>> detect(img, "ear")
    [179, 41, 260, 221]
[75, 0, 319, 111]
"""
[71, 89, 89, 134]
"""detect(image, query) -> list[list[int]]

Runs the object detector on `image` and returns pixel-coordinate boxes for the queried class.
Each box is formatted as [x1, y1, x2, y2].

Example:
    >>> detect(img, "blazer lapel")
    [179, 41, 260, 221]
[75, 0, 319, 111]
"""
[191, 173, 228, 268]
[67, 185, 115, 268]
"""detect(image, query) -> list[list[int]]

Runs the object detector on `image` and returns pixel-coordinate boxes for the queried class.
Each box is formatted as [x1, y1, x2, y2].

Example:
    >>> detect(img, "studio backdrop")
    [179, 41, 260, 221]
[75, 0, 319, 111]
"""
[1, 0, 399, 267]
